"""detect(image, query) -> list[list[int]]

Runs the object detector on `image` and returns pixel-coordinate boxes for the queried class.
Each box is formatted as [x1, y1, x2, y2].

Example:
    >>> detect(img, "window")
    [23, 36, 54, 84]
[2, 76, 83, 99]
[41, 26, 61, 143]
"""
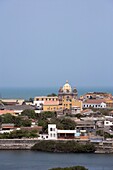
[50, 128, 52, 131]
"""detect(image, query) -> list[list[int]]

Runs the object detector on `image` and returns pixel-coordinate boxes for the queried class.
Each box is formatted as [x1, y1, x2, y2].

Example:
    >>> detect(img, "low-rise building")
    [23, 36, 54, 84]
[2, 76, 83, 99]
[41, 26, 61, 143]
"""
[39, 124, 79, 140]
[1, 99, 25, 105]
[83, 99, 106, 109]
[81, 92, 112, 100]
[34, 81, 82, 113]
[75, 120, 95, 133]
[0, 123, 15, 134]
[34, 96, 58, 110]
[43, 101, 63, 112]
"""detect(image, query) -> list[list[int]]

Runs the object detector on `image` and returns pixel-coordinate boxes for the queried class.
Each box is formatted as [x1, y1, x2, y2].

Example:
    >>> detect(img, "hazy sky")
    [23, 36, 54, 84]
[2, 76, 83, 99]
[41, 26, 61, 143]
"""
[0, 0, 113, 88]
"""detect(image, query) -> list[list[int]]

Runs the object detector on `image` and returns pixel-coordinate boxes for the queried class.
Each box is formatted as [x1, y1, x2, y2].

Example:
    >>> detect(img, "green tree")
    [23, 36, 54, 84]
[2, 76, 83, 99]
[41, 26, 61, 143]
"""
[38, 111, 57, 120]
[2, 113, 14, 123]
[49, 166, 88, 170]
[50, 118, 76, 130]
[47, 93, 57, 97]
[21, 109, 37, 119]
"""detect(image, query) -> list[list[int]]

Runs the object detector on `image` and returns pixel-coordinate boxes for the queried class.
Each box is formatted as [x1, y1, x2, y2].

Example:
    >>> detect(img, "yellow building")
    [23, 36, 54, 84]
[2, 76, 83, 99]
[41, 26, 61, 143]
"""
[105, 99, 113, 108]
[58, 81, 82, 111]
[34, 81, 82, 112]
[43, 101, 63, 112]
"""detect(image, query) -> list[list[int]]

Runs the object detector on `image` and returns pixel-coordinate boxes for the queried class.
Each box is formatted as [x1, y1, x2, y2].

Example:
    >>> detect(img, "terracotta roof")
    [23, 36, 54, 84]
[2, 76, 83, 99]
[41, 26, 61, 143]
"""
[82, 109, 93, 113]
[2, 123, 14, 128]
[20, 126, 42, 132]
[83, 99, 105, 104]
[0, 110, 15, 115]
[44, 101, 59, 106]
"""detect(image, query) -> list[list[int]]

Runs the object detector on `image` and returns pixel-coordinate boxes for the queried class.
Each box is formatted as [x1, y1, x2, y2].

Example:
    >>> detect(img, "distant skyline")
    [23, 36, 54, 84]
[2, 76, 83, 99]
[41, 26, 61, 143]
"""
[0, 0, 113, 88]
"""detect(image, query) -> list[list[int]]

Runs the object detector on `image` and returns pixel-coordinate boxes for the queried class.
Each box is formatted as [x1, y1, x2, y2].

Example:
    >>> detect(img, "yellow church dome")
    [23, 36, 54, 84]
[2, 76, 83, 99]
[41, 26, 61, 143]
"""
[63, 80, 72, 93]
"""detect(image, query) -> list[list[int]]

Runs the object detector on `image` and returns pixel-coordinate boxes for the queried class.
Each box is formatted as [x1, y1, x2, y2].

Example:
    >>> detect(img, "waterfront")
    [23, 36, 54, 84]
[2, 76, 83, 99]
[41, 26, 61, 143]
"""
[0, 151, 113, 170]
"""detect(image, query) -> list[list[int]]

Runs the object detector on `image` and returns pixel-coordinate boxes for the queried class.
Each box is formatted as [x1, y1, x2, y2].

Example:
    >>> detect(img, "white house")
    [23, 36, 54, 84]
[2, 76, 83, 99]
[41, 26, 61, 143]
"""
[48, 124, 58, 140]
[38, 124, 78, 140]
[104, 120, 113, 126]
[83, 99, 106, 109]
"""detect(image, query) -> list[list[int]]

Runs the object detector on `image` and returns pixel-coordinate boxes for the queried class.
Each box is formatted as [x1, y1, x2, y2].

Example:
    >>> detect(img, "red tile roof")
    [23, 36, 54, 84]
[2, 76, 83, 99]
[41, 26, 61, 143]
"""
[84, 99, 105, 104]
[44, 101, 59, 106]
[0, 110, 15, 115]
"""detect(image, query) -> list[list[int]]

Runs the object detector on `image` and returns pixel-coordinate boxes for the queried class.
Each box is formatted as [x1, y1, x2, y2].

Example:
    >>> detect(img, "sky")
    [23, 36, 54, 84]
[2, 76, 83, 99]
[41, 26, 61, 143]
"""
[0, 0, 113, 88]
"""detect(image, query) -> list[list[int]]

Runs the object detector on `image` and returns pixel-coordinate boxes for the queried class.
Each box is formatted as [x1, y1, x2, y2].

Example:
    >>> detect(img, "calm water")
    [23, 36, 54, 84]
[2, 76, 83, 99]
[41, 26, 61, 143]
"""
[0, 87, 113, 99]
[0, 151, 113, 170]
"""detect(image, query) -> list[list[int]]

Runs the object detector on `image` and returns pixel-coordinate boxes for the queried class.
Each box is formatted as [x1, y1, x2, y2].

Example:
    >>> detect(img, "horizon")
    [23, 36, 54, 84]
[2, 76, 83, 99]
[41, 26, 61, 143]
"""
[0, 86, 113, 100]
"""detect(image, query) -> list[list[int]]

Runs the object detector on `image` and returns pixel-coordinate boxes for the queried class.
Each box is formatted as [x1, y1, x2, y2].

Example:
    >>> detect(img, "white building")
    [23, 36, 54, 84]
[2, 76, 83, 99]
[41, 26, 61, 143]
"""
[33, 96, 58, 110]
[38, 124, 78, 140]
[83, 99, 106, 109]
[48, 124, 58, 140]
[104, 120, 113, 126]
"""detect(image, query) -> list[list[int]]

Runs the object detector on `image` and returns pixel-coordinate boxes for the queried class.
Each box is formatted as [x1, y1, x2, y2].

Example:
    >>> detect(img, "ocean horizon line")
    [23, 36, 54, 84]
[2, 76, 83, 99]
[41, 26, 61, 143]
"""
[0, 86, 113, 100]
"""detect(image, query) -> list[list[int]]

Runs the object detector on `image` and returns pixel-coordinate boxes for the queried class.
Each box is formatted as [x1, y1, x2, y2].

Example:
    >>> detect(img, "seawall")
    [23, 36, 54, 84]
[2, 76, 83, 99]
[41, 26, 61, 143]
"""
[0, 139, 39, 150]
[0, 139, 113, 153]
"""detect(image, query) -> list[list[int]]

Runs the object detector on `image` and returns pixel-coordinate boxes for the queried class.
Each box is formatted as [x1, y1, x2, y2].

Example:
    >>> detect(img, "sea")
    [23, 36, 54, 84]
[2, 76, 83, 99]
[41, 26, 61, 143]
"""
[0, 151, 113, 170]
[0, 87, 113, 99]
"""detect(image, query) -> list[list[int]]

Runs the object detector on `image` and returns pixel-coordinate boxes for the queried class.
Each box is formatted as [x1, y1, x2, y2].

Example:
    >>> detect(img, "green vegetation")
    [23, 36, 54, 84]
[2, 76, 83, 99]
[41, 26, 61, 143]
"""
[49, 166, 88, 170]
[50, 118, 76, 130]
[1, 113, 14, 124]
[0, 129, 38, 139]
[21, 110, 37, 119]
[38, 117, 76, 133]
[47, 93, 57, 97]
[38, 111, 57, 120]
[96, 130, 113, 139]
[32, 140, 95, 153]
[90, 108, 113, 116]
[0, 113, 31, 127]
